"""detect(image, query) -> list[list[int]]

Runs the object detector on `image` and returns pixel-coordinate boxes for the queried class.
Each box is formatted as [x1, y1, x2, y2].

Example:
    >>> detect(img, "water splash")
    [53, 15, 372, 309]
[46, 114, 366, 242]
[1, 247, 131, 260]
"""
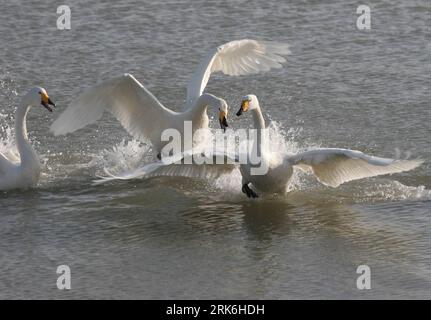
[0, 74, 20, 164]
[92, 139, 154, 174]
[75, 120, 430, 203]
[0, 123, 19, 163]
[0, 72, 19, 109]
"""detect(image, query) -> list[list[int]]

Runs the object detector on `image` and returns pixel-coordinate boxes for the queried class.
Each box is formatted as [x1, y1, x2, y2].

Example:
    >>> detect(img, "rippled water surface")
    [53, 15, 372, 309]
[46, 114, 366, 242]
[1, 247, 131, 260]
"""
[0, 0, 430, 299]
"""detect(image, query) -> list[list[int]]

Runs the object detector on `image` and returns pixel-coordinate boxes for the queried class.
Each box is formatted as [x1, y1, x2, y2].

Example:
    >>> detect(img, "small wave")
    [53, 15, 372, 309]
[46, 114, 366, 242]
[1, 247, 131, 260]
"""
[284, 177, 431, 204]
[357, 180, 431, 202]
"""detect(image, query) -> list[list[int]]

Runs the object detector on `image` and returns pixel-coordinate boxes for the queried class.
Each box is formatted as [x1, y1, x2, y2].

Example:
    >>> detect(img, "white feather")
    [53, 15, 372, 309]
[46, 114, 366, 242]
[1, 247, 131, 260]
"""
[288, 148, 423, 188]
[94, 151, 238, 184]
[233, 95, 423, 197]
[50, 40, 289, 157]
[50, 74, 173, 144]
[0, 87, 50, 190]
[185, 39, 290, 109]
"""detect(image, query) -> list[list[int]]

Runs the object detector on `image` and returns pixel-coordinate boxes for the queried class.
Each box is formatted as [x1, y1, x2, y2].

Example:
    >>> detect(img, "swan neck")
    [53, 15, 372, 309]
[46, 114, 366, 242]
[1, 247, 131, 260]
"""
[251, 105, 265, 130]
[251, 105, 266, 156]
[15, 103, 37, 166]
[15, 104, 30, 148]
[196, 94, 210, 112]
[187, 94, 213, 120]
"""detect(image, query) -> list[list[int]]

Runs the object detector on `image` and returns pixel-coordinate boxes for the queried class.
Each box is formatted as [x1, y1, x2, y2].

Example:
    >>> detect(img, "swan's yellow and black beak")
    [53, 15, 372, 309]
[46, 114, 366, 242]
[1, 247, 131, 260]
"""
[236, 99, 249, 116]
[219, 110, 228, 132]
[40, 91, 55, 112]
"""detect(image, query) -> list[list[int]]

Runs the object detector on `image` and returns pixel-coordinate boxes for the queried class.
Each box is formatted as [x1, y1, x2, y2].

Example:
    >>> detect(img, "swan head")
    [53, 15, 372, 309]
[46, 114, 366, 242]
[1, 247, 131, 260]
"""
[236, 94, 258, 116]
[199, 93, 229, 132]
[218, 98, 229, 132]
[23, 87, 56, 112]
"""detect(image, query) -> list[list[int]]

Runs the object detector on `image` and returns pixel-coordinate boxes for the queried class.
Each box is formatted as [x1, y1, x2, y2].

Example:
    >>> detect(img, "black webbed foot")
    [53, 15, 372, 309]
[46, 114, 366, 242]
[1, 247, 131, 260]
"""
[242, 184, 259, 198]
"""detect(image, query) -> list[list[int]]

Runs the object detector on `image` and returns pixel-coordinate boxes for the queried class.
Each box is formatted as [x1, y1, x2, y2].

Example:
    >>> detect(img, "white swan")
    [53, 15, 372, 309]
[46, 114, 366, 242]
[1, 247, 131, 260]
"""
[0, 87, 55, 191]
[234, 95, 423, 197]
[95, 95, 423, 199]
[50, 39, 290, 158]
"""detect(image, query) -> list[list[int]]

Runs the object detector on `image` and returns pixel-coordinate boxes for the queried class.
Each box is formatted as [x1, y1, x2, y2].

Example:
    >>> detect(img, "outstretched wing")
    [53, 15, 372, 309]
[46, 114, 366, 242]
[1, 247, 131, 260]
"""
[94, 151, 238, 184]
[50, 74, 173, 143]
[288, 148, 422, 188]
[184, 39, 290, 109]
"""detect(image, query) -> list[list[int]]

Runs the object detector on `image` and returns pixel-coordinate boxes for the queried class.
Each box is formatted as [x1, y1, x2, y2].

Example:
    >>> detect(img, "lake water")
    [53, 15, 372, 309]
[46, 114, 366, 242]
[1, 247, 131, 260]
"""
[0, 0, 430, 299]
